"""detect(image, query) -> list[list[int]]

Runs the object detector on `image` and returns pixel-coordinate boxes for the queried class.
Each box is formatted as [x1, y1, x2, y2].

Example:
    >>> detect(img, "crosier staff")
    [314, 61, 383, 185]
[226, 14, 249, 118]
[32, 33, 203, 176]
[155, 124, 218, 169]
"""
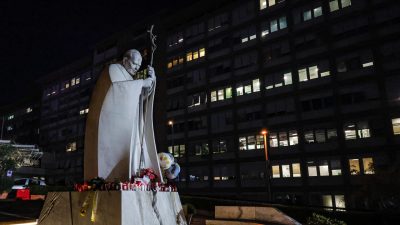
[138, 25, 157, 174]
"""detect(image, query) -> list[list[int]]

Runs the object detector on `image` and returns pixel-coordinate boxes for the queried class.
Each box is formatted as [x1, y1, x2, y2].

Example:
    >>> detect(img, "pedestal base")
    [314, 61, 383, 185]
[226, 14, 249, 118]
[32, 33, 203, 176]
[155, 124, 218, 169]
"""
[38, 191, 186, 225]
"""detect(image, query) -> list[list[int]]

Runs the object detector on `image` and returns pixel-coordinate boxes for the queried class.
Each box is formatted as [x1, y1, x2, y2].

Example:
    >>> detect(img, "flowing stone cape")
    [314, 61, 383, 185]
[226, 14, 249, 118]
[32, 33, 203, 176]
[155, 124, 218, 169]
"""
[84, 64, 163, 182]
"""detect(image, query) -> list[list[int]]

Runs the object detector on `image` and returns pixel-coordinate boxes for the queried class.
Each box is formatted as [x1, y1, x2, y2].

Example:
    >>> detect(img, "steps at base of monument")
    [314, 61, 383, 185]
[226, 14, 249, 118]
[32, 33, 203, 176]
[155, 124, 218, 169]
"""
[214, 206, 300, 225]
[205, 219, 264, 225]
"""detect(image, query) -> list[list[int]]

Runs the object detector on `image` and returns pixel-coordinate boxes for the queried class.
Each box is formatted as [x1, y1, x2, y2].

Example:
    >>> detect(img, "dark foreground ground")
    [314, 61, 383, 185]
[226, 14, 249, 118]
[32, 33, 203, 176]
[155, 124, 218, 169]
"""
[1, 196, 400, 225]
[0, 199, 43, 223]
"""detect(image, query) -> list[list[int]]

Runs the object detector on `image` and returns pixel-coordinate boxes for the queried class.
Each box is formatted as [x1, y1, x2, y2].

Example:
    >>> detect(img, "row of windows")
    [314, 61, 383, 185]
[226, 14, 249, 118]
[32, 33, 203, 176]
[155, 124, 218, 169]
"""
[44, 73, 92, 98]
[167, 0, 353, 53]
[168, 58, 374, 110]
[167, 117, 400, 156]
[178, 157, 373, 182]
[4, 107, 33, 121]
[167, 48, 206, 69]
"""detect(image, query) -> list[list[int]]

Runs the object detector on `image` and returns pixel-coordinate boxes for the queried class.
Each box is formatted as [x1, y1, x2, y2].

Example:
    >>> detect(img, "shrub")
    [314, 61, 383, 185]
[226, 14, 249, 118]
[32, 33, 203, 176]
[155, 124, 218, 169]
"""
[307, 213, 346, 225]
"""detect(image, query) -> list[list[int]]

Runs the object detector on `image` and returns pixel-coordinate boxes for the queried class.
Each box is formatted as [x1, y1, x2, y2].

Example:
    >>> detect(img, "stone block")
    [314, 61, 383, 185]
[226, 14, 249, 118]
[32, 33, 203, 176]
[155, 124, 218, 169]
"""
[215, 206, 299, 225]
[38, 191, 186, 225]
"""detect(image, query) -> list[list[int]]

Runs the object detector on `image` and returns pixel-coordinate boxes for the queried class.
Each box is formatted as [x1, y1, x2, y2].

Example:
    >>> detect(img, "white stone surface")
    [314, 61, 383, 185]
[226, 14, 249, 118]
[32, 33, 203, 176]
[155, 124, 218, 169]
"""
[84, 50, 163, 182]
[38, 191, 186, 225]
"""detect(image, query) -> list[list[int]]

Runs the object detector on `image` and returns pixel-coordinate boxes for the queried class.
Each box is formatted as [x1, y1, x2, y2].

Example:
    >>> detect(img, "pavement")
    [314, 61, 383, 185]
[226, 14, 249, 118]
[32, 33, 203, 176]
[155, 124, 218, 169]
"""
[0, 199, 43, 223]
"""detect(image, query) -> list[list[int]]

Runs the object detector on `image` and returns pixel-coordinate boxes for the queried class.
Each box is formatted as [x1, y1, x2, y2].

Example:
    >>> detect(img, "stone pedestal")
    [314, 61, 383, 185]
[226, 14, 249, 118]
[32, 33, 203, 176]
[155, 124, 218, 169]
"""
[38, 191, 186, 225]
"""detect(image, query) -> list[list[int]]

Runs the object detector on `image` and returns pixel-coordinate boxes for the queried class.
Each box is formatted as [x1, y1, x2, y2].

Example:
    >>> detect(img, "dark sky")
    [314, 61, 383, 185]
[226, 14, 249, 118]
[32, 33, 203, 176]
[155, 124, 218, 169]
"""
[0, 0, 195, 106]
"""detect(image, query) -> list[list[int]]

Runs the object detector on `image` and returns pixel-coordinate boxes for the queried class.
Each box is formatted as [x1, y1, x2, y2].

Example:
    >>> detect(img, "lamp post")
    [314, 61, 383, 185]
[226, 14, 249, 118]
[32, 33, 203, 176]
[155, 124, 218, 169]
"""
[168, 120, 174, 155]
[261, 128, 272, 202]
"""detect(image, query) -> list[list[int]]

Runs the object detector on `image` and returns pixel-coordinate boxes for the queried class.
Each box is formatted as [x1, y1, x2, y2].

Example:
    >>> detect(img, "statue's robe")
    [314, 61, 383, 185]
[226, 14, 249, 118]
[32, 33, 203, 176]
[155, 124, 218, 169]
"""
[84, 63, 163, 182]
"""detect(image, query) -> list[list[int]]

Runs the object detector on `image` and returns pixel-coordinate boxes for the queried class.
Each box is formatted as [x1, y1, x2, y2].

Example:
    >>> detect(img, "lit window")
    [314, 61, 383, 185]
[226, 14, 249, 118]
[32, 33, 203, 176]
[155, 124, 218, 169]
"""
[303, 10, 312, 21]
[331, 160, 342, 176]
[268, 0, 276, 7]
[253, 79, 260, 92]
[7, 126, 13, 131]
[314, 7, 323, 17]
[363, 158, 374, 174]
[323, 195, 333, 208]
[239, 137, 247, 150]
[71, 78, 76, 86]
[282, 165, 290, 177]
[168, 146, 173, 154]
[279, 132, 288, 146]
[199, 48, 206, 57]
[167, 62, 173, 69]
[256, 135, 264, 149]
[329, 0, 339, 12]
[315, 130, 326, 143]
[211, 91, 217, 102]
[283, 72, 292, 85]
[362, 62, 374, 68]
[217, 90, 224, 101]
[8, 115, 14, 120]
[186, 52, 193, 62]
[341, 0, 351, 8]
[309, 66, 318, 80]
[335, 195, 346, 209]
[260, 0, 267, 10]
[344, 124, 356, 140]
[236, 86, 244, 96]
[261, 30, 269, 37]
[26, 107, 33, 113]
[304, 131, 315, 143]
[241, 37, 249, 43]
[66, 142, 77, 152]
[319, 161, 329, 176]
[269, 133, 278, 147]
[272, 165, 280, 178]
[270, 20, 278, 32]
[248, 136, 256, 150]
[357, 121, 370, 138]
[179, 145, 186, 157]
[320, 71, 330, 77]
[298, 68, 308, 82]
[330, 0, 351, 12]
[225, 87, 232, 99]
[308, 165, 318, 177]
[349, 159, 360, 175]
[279, 17, 287, 29]
[392, 118, 400, 135]
[193, 51, 199, 60]
[289, 130, 298, 145]
[244, 85, 252, 94]
[292, 163, 301, 177]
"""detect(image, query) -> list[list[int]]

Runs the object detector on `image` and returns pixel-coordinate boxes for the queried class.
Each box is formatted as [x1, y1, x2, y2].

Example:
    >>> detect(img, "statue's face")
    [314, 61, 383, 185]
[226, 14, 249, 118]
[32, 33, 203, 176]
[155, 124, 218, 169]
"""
[123, 52, 142, 76]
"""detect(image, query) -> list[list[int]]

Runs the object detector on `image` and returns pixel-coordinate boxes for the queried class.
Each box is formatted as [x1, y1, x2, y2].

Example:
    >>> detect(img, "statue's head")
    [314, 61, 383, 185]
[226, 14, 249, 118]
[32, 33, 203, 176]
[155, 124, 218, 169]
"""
[122, 49, 142, 76]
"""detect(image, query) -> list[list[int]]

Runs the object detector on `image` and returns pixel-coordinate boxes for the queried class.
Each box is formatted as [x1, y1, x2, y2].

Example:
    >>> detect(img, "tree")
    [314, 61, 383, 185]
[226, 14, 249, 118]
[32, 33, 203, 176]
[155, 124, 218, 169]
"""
[0, 144, 22, 175]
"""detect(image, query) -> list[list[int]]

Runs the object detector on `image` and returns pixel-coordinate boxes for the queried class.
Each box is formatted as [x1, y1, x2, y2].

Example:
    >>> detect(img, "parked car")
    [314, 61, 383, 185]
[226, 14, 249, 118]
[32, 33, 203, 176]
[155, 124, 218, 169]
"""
[12, 178, 46, 190]
[8, 178, 46, 200]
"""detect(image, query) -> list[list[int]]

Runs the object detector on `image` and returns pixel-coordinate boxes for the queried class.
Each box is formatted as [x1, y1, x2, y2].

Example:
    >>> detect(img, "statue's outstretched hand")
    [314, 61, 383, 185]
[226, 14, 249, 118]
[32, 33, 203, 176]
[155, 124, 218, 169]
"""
[148, 65, 156, 79]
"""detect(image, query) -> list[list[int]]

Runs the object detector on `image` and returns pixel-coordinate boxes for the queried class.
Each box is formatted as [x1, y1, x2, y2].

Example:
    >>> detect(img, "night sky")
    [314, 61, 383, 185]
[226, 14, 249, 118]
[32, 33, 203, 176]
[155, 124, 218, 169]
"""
[0, 0, 196, 106]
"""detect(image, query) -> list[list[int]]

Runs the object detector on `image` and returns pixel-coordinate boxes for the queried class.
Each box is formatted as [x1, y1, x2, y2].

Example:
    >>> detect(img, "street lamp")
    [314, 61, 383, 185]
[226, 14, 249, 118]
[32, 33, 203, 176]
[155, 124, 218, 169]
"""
[168, 120, 174, 155]
[261, 128, 272, 202]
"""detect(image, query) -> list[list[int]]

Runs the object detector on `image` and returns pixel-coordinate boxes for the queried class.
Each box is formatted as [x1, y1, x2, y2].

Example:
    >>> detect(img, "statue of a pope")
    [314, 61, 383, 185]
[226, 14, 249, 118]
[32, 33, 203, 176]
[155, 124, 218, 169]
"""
[84, 49, 163, 182]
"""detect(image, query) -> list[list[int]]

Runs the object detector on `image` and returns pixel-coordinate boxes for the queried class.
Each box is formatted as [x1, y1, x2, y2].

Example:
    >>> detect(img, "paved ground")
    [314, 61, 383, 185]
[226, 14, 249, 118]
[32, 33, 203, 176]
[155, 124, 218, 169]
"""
[0, 200, 44, 223]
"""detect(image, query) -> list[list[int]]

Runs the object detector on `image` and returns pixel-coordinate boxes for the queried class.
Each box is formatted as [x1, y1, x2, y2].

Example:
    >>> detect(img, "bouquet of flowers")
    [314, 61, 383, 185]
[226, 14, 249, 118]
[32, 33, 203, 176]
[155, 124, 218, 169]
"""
[139, 168, 158, 183]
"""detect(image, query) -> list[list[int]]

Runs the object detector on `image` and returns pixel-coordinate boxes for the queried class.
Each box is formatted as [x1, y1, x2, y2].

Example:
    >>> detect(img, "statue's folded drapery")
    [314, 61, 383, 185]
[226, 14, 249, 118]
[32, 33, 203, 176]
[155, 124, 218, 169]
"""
[84, 64, 163, 182]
